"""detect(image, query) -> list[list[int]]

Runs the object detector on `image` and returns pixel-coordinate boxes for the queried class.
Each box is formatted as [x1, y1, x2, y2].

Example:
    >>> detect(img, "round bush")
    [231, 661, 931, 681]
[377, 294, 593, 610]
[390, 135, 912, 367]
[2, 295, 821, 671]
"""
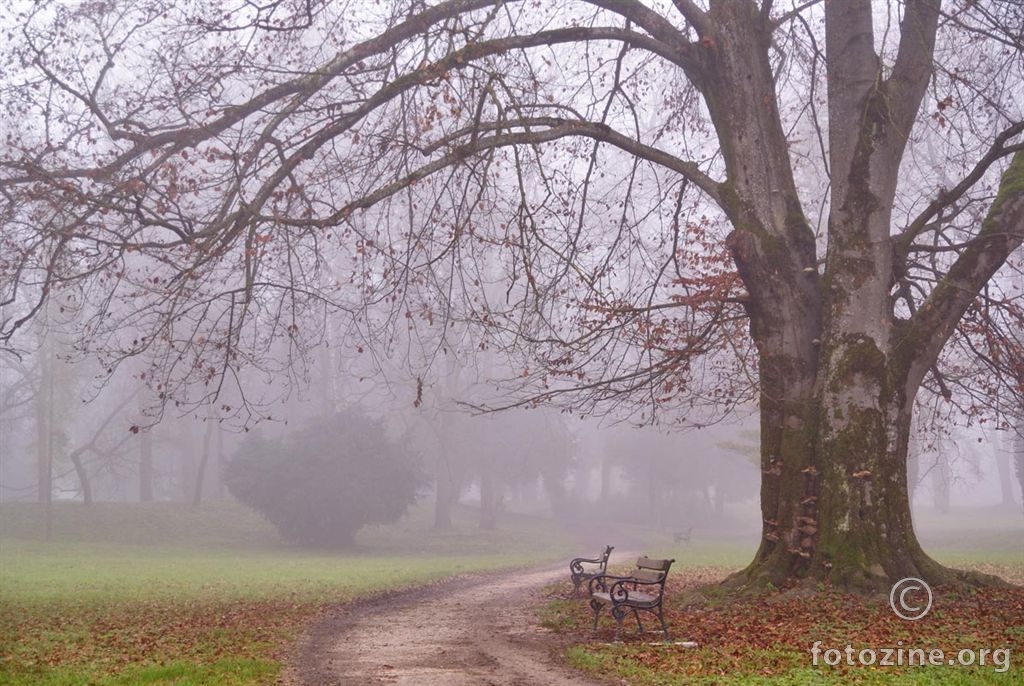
[225, 411, 423, 547]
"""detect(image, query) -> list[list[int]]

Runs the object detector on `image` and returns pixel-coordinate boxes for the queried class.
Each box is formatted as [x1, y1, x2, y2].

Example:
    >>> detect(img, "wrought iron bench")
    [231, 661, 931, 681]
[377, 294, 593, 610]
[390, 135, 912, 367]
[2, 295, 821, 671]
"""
[588, 556, 675, 641]
[569, 544, 614, 596]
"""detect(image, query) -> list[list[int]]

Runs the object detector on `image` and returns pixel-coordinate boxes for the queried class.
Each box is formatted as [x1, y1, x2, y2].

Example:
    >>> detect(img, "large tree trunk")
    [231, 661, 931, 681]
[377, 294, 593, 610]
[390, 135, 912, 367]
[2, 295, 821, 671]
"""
[702, 1, 1016, 591]
[735, 357, 972, 590]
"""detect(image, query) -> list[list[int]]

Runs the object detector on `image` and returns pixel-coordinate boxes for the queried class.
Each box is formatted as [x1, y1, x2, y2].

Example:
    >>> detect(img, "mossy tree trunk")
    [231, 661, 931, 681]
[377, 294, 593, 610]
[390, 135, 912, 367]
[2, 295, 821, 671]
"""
[694, 2, 1024, 590]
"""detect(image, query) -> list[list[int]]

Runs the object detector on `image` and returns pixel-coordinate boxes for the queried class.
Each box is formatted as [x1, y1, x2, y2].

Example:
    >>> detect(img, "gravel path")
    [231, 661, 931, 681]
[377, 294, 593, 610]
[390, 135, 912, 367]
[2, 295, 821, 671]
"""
[288, 564, 607, 686]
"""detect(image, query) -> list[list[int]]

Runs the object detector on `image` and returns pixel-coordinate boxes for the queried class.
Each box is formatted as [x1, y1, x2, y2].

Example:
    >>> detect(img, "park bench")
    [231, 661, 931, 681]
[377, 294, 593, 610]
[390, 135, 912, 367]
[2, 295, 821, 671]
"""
[569, 544, 614, 596]
[588, 556, 675, 641]
[673, 527, 692, 545]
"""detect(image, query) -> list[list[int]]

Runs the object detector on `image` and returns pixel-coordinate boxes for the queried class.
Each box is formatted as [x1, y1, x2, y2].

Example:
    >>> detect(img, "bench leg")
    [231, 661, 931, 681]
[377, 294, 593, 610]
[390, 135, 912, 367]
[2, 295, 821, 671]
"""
[589, 599, 603, 631]
[632, 607, 643, 635]
[611, 606, 627, 642]
[657, 606, 670, 640]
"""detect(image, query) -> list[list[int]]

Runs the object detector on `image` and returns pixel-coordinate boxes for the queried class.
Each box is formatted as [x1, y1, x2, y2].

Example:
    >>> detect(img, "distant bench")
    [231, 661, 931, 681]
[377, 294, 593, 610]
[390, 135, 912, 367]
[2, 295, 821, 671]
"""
[588, 556, 675, 641]
[569, 545, 614, 596]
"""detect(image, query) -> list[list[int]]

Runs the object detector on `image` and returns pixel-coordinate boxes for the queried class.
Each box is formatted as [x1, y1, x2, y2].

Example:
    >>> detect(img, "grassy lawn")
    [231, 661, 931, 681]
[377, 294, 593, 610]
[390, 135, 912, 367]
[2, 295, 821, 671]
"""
[541, 514, 1024, 686]
[0, 501, 572, 685]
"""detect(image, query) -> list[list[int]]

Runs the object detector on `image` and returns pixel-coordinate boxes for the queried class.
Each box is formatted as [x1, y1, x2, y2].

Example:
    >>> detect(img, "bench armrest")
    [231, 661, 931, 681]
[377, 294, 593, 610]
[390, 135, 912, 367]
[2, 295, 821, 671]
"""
[586, 573, 636, 594]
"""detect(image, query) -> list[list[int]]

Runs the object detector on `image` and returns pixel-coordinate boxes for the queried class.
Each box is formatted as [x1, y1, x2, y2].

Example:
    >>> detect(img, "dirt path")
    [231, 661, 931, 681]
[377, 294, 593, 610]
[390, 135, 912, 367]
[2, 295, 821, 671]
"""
[289, 564, 607, 686]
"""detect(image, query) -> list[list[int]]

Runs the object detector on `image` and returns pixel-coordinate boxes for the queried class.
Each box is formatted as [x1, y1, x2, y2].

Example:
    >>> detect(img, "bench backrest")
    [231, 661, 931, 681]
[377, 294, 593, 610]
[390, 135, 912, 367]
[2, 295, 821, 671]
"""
[599, 545, 614, 567]
[633, 556, 674, 585]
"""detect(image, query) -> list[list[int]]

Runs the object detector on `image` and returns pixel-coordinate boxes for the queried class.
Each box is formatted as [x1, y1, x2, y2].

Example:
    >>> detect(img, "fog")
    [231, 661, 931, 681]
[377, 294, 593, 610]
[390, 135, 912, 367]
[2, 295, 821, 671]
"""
[2, 345, 1020, 555]
[0, 0, 1021, 574]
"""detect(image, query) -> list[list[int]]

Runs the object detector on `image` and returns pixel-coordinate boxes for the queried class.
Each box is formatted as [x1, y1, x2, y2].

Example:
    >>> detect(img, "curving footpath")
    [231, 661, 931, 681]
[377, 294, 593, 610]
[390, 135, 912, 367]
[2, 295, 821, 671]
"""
[289, 564, 607, 685]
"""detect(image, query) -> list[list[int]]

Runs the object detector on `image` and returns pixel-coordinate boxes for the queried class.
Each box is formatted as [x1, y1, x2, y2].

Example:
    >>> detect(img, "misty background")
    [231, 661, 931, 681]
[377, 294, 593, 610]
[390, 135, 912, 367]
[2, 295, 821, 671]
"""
[2, 335, 1020, 549]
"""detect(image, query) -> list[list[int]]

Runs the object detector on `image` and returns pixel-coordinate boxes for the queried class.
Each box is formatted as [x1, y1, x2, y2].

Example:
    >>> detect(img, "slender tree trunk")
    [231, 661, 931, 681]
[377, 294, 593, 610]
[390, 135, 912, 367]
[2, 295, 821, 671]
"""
[191, 417, 215, 509]
[213, 421, 225, 499]
[35, 350, 52, 506]
[1015, 430, 1024, 517]
[179, 425, 196, 503]
[647, 455, 660, 526]
[931, 454, 951, 514]
[35, 393, 51, 506]
[599, 453, 611, 503]
[139, 431, 153, 503]
[542, 472, 567, 517]
[479, 452, 497, 530]
[68, 448, 92, 505]
[433, 451, 456, 530]
[995, 435, 1017, 509]
[35, 342, 56, 539]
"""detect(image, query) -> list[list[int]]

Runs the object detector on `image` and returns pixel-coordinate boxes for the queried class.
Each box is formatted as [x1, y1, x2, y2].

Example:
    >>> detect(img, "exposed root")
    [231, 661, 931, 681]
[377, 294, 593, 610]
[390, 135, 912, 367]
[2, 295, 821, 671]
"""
[717, 550, 1015, 598]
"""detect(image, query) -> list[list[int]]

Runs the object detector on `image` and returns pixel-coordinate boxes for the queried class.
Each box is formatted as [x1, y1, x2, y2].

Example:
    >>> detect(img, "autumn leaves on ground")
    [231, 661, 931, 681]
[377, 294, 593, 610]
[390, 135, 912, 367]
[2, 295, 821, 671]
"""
[2, 503, 1022, 685]
[543, 512, 1024, 685]
[0, 502, 572, 686]
[545, 563, 1024, 685]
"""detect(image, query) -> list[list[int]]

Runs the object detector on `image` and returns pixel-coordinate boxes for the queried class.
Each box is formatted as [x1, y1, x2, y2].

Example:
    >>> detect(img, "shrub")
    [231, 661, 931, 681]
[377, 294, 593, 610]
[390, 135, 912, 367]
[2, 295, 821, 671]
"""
[224, 411, 423, 547]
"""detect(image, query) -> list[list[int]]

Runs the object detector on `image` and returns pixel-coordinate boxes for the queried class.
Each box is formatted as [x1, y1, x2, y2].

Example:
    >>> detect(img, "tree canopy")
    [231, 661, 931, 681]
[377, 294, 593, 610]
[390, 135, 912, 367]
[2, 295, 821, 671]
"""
[2, 0, 1023, 588]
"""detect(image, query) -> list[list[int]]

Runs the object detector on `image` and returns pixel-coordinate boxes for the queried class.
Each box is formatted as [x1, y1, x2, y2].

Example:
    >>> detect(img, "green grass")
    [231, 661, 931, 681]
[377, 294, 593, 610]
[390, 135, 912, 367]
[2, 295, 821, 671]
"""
[0, 659, 276, 686]
[565, 644, 1020, 685]
[0, 501, 573, 685]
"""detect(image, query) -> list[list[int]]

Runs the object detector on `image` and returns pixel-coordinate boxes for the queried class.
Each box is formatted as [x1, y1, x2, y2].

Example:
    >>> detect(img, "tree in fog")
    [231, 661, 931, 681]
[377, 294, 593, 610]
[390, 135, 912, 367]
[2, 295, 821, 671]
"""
[3, 1, 1024, 589]
[225, 411, 424, 546]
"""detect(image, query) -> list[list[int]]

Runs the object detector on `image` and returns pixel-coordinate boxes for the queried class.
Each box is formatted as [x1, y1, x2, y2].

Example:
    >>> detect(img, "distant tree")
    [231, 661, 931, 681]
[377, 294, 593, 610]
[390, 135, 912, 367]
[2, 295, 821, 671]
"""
[611, 426, 757, 527]
[225, 411, 424, 546]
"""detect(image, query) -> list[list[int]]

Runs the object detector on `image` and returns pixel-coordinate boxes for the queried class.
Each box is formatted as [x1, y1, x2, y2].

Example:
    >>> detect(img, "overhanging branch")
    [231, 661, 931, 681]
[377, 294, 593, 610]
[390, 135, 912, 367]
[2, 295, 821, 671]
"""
[267, 118, 724, 228]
